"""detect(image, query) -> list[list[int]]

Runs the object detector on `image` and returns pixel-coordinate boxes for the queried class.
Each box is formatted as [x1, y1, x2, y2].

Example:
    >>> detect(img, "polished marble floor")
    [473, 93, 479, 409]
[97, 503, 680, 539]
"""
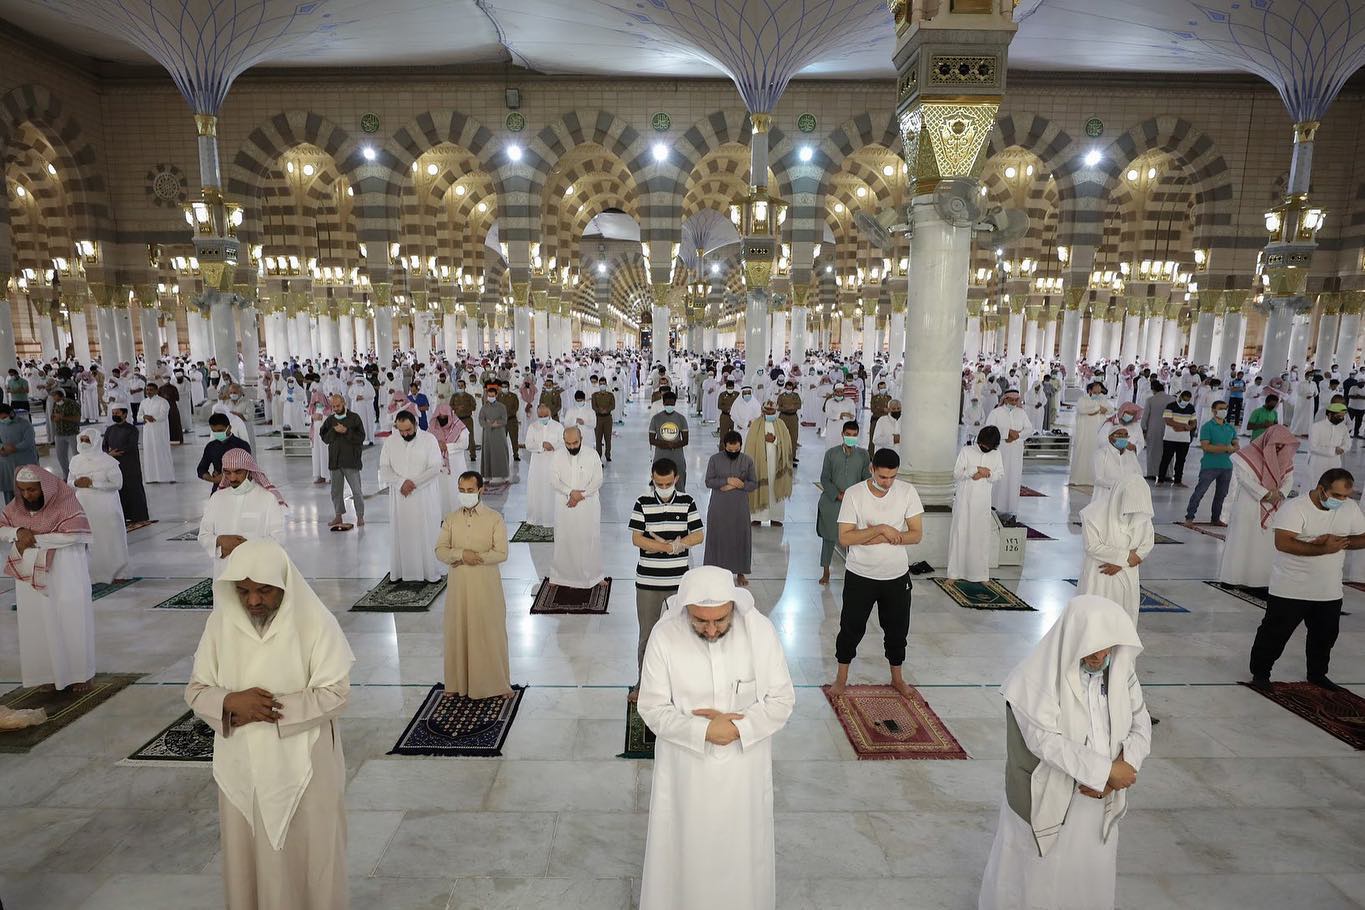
[0, 395, 1362, 909]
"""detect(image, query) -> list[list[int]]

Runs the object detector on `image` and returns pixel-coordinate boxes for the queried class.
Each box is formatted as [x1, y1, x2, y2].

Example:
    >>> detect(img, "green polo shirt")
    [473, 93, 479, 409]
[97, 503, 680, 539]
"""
[1199, 419, 1237, 470]
[1247, 406, 1278, 440]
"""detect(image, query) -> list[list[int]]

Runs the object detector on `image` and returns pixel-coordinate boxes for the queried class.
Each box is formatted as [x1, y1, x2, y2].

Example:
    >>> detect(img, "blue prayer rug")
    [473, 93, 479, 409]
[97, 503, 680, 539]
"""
[388, 684, 525, 757]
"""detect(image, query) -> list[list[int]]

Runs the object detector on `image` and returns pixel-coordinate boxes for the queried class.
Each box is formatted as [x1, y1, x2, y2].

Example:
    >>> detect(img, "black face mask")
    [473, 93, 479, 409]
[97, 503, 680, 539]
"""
[566, 445, 581, 456]
[112, 414, 125, 423]
[979, 445, 996, 454]
[725, 449, 740, 459]
[400, 432, 416, 442]
[890, 411, 902, 419]
[1330, 416, 1345, 424]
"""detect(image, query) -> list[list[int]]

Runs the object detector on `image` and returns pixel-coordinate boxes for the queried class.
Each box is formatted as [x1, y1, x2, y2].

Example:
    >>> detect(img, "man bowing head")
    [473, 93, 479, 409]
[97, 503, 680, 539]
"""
[637, 565, 795, 910]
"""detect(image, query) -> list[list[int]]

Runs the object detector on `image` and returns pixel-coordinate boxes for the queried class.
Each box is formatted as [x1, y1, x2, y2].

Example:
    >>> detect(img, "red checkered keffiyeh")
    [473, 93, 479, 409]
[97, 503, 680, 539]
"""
[0, 465, 90, 592]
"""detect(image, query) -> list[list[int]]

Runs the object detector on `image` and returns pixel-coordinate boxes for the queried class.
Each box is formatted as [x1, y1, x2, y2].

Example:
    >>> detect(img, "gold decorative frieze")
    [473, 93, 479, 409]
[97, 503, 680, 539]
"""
[899, 98, 999, 194]
[1063, 287, 1087, 312]
[743, 260, 774, 290]
[927, 55, 999, 87]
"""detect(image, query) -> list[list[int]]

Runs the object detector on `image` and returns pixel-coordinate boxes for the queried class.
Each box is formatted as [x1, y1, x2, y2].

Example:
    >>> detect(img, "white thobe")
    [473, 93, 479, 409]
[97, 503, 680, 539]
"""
[638, 600, 795, 910]
[522, 419, 563, 526]
[103, 379, 129, 419]
[378, 431, 446, 582]
[729, 397, 761, 437]
[979, 674, 1151, 910]
[1289, 383, 1315, 435]
[985, 405, 1034, 515]
[549, 448, 604, 587]
[80, 379, 100, 418]
[947, 445, 1003, 581]
[349, 383, 376, 443]
[282, 387, 306, 430]
[139, 395, 175, 482]
[1091, 445, 1143, 497]
[872, 414, 900, 454]
[0, 528, 96, 688]
[1069, 398, 1109, 485]
[822, 397, 856, 442]
[1217, 459, 1293, 587]
[173, 378, 195, 430]
[562, 403, 594, 435]
[1305, 418, 1348, 488]
[198, 484, 287, 579]
[68, 457, 128, 584]
[1077, 507, 1155, 624]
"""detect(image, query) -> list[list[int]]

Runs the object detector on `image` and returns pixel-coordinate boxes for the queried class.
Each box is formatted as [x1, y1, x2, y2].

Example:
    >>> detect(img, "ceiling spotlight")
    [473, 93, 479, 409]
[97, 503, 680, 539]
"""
[346, 186, 354, 197]
[455, 185, 466, 196]
[1026, 164, 1034, 177]
[426, 163, 438, 176]
[711, 263, 721, 275]
[825, 264, 833, 273]
[799, 145, 814, 163]
[286, 161, 295, 173]
[652, 143, 669, 162]
[362, 146, 376, 161]
[46, 163, 56, 176]
[855, 186, 867, 198]
[597, 262, 608, 275]
[302, 163, 315, 177]
[411, 161, 419, 173]
[1084, 149, 1103, 167]
[477, 201, 487, 212]
[1004, 166, 1017, 179]
[507, 144, 523, 162]
[834, 202, 845, 213]
[1126, 168, 1138, 181]
[15, 185, 25, 197]
[1147, 166, 1157, 179]
[564, 184, 574, 196]
[882, 164, 894, 177]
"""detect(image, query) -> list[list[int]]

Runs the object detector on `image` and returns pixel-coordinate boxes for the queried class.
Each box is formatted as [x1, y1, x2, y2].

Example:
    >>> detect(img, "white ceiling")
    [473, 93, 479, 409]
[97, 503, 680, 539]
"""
[0, 0, 1358, 89]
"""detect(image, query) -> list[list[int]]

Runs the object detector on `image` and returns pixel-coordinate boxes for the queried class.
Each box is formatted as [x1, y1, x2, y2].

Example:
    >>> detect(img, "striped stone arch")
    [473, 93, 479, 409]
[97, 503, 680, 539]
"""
[1054, 116, 1234, 253]
[225, 111, 367, 245]
[986, 113, 1076, 180]
[0, 83, 114, 272]
[540, 146, 640, 268]
[784, 112, 900, 250]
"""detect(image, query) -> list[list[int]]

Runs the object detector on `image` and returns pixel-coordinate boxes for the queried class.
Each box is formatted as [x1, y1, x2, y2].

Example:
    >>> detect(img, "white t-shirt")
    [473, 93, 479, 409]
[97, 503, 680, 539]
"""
[836, 479, 925, 580]
[1268, 495, 1365, 600]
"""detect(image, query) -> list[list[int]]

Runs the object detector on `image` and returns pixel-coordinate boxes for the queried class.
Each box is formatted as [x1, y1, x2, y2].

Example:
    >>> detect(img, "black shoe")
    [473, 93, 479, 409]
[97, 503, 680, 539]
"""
[1150, 716, 1160, 726]
[1248, 675, 1272, 691]
[909, 560, 934, 576]
[1307, 675, 1344, 691]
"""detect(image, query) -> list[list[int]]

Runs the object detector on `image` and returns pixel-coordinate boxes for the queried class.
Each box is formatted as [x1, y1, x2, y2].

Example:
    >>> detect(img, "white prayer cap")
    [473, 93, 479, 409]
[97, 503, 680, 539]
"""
[675, 565, 738, 608]
[15, 466, 40, 483]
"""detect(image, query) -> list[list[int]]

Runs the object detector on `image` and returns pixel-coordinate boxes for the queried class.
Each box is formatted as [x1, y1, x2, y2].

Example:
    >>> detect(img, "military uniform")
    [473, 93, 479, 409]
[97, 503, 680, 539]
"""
[539, 387, 562, 421]
[867, 392, 891, 454]
[591, 387, 616, 459]
[776, 390, 802, 458]
[717, 388, 739, 440]
[450, 390, 478, 458]
[497, 389, 521, 461]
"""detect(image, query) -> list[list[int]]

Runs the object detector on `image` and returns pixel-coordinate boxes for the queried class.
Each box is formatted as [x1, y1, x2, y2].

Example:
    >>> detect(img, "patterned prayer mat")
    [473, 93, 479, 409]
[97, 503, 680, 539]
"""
[0, 674, 142, 753]
[166, 530, 200, 542]
[530, 577, 612, 614]
[124, 519, 158, 532]
[1345, 582, 1365, 595]
[351, 574, 447, 612]
[388, 684, 525, 757]
[1061, 579, 1189, 613]
[510, 522, 555, 544]
[1239, 681, 1365, 750]
[931, 578, 1036, 611]
[823, 684, 968, 760]
[1206, 581, 1268, 610]
[91, 577, 142, 601]
[1021, 525, 1054, 541]
[1185, 523, 1227, 541]
[618, 699, 655, 760]
[1019, 486, 1046, 497]
[151, 578, 215, 610]
[126, 710, 214, 764]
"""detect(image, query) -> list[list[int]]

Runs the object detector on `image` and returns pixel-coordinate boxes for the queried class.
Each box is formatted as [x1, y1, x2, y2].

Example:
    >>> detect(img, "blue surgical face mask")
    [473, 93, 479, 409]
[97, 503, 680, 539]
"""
[211, 430, 228, 442]
[1081, 653, 1112, 676]
[1120, 413, 1135, 424]
[765, 414, 777, 422]
[843, 435, 859, 447]
[1323, 495, 1346, 511]
[1113, 438, 1129, 450]
[662, 405, 674, 413]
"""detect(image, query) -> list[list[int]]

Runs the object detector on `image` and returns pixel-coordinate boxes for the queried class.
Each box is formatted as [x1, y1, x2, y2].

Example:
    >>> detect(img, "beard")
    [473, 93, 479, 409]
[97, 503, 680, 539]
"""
[693, 625, 732, 643]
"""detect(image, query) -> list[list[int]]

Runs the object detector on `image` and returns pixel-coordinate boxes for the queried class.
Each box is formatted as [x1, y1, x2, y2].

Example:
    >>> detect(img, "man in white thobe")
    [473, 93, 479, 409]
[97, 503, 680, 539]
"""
[348, 375, 376, 446]
[103, 370, 130, 425]
[822, 384, 856, 442]
[378, 412, 445, 582]
[1305, 402, 1350, 490]
[0, 465, 95, 691]
[729, 386, 761, 438]
[947, 427, 1004, 582]
[198, 449, 287, 579]
[548, 427, 605, 589]
[561, 392, 594, 438]
[638, 565, 795, 910]
[68, 427, 129, 585]
[523, 406, 563, 526]
[139, 382, 175, 483]
[985, 389, 1034, 519]
[979, 594, 1151, 910]
[872, 398, 901, 455]
[172, 369, 195, 432]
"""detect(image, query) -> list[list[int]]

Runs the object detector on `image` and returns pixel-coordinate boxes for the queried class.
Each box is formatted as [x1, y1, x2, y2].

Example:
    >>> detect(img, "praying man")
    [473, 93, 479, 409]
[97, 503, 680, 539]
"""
[198, 449, 287, 579]
[637, 565, 795, 910]
[549, 426, 606, 590]
[186, 541, 355, 910]
[379, 411, 445, 582]
[985, 388, 1034, 520]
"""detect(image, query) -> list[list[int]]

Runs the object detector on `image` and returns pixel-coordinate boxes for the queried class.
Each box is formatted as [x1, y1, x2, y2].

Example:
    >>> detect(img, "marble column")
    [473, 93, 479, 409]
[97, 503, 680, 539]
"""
[339, 311, 355, 358]
[114, 307, 136, 366]
[1160, 313, 1182, 361]
[1219, 306, 1244, 371]
[36, 311, 58, 362]
[1023, 307, 1040, 360]
[1335, 295, 1364, 368]
[771, 310, 788, 363]
[887, 303, 906, 368]
[375, 307, 394, 360]
[1059, 290, 1085, 383]
[413, 312, 432, 361]
[861, 313, 876, 366]
[96, 307, 118, 363]
[964, 309, 982, 360]
[1042, 311, 1058, 361]
[319, 312, 339, 359]
[240, 307, 260, 390]
[442, 311, 458, 356]
[1287, 311, 1312, 368]
[899, 195, 972, 505]
[791, 303, 809, 363]
[354, 316, 369, 357]
[1085, 310, 1105, 362]
[533, 307, 549, 359]
[164, 313, 181, 357]
[514, 304, 531, 365]
[1145, 312, 1164, 364]
[654, 304, 672, 367]
[0, 297, 18, 375]
[70, 307, 93, 365]
[1005, 308, 1024, 363]
[1314, 300, 1339, 366]
[1192, 308, 1216, 366]
[208, 299, 238, 374]
[139, 305, 161, 362]
[1260, 301, 1295, 375]
[1120, 307, 1141, 364]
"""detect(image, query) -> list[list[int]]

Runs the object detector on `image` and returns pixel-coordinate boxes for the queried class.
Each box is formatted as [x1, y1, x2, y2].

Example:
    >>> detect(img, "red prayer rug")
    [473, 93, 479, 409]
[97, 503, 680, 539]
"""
[530, 577, 612, 614]
[1019, 486, 1046, 497]
[823, 684, 968, 760]
[1239, 681, 1365, 751]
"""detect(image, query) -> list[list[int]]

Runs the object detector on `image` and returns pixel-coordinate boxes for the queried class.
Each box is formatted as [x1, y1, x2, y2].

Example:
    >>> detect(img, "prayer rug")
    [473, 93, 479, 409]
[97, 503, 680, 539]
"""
[166, 530, 199, 542]
[91, 577, 142, 600]
[510, 522, 555, 544]
[388, 684, 525, 757]
[1186, 523, 1227, 541]
[351, 574, 447, 612]
[1206, 581, 1268, 610]
[530, 577, 612, 614]
[1023, 525, 1054, 541]
[1019, 486, 1046, 497]
[151, 578, 215, 610]
[931, 578, 1036, 611]
[126, 710, 214, 764]
[124, 519, 158, 532]
[1239, 681, 1365, 751]
[618, 699, 655, 760]
[823, 684, 968, 760]
[1345, 582, 1365, 595]
[0, 673, 143, 753]
[1067, 483, 1094, 495]
[1061, 579, 1189, 613]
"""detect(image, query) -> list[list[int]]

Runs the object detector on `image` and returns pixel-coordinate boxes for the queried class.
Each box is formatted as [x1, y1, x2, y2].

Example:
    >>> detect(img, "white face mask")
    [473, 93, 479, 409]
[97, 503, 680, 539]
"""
[458, 491, 480, 509]
[655, 483, 675, 499]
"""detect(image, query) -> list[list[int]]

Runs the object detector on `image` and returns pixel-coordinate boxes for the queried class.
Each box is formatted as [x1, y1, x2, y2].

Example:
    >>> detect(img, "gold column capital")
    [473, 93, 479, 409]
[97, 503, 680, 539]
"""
[194, 114, 218, 137]
[1195, 288, 1223, 312]
[1063, 287, 1087, 312]
[749, 113, 772, 134]
[200, 261, 235, 291]
[1341, 289, 1365, 316]
[792, 286, 810, 308]
[372, 282, 392, 306]
[511, 281, 530, 308]
[1264, 267, 1309, 298]
[743, 260, 774, 290]
[1293, 120, 1320, 143]
[1318, 291, 1343, 315]
[899, 97, 999, 195]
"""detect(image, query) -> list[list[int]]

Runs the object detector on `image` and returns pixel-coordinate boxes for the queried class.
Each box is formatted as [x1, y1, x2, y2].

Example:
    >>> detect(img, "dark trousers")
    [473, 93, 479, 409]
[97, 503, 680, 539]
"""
[1227, 398, 1244, 426]
[1159, 440, 1190, 482]
[1350, 407, 1365, 437]
[836, 571, 912, 666]
[507, 419, 520, 461]
[1185, 467, 1231, 521]
[460, 416, 476, 458]
[595, 415, 612, 458]
[1250, 594, 1342, 679]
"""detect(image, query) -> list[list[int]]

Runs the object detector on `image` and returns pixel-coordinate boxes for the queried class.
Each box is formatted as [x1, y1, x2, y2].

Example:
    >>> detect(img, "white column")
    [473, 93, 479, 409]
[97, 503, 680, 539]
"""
[70, 307, 93, 365]
[114, 307, 136, 365]
[442, 312, 458, 356]
[1023, 315, 1039, 360]
[239, 307, 260, 390]
[964, 316, 982, 360]
[1005, 309, 1023, 363]
[1120, 311, 1141, 364]
[860, 314, 876, 366]
[413, 312, 432, 361]
[791, 307, 808, 362]
[208, 298, 238, 374]
[887, 308, 905, 368]
[1220, 309, 1244, 372]
[1287, 311, 1312, 369]
[37, 312, 58, 361]
[1160, 317, 1182, 361]
[1191, 309, 1216, 366]
[164, 314, 181, 357]
[338, 312, 354, 358]
[771, 311, 788, 362]
[654, 305, 672, 367]
[0, 298, 18, 374]
[1335, 310, 1361, 369]
[1314, 309, 1339, 366]
[1208, 315, 1226, 374]
[899, 195, 971, 505]
[1059, 306, 1082, 383]
[95, 306, 119, 363]
[375, 307, 394, 360]
[354, 316, 369, 357]
[1144, 315, 1164, 364]
[744, 296, 765, 383]
[839, 317, 852, 353]
[514, 306, 530, 364]
[138, 306, 161, 363]
[317, 314, 337, 359]
[1085, 314, 1104, 363]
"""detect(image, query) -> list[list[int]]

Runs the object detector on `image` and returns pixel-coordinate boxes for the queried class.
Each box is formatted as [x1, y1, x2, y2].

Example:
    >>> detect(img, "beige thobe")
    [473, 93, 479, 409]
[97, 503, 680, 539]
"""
[435, 503, 512, 698]
[186, 678, 349, 910]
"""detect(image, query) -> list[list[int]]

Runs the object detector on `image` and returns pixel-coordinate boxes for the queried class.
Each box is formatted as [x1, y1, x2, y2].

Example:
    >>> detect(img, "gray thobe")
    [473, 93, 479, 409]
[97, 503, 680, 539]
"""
[478, 399, 511, 480]
[0, 416, 39, 502]
[1140, 392, 1173, 477]
[702, 451, 758, 574]
[817, 445, 871, 566]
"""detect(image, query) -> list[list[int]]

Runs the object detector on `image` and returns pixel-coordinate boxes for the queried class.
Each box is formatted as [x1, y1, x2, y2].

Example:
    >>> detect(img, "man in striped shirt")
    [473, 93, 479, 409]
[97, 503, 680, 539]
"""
[629, 457, 705, 701]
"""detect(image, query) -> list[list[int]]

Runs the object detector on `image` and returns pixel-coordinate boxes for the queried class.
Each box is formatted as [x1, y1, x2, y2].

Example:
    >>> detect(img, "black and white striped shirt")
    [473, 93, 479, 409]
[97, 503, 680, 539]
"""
[630, 489, 703, 589]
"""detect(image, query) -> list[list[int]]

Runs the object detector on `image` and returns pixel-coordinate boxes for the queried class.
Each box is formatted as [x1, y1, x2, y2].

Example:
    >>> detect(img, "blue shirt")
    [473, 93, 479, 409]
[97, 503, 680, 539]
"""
[1199, 419, 1237, 470]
